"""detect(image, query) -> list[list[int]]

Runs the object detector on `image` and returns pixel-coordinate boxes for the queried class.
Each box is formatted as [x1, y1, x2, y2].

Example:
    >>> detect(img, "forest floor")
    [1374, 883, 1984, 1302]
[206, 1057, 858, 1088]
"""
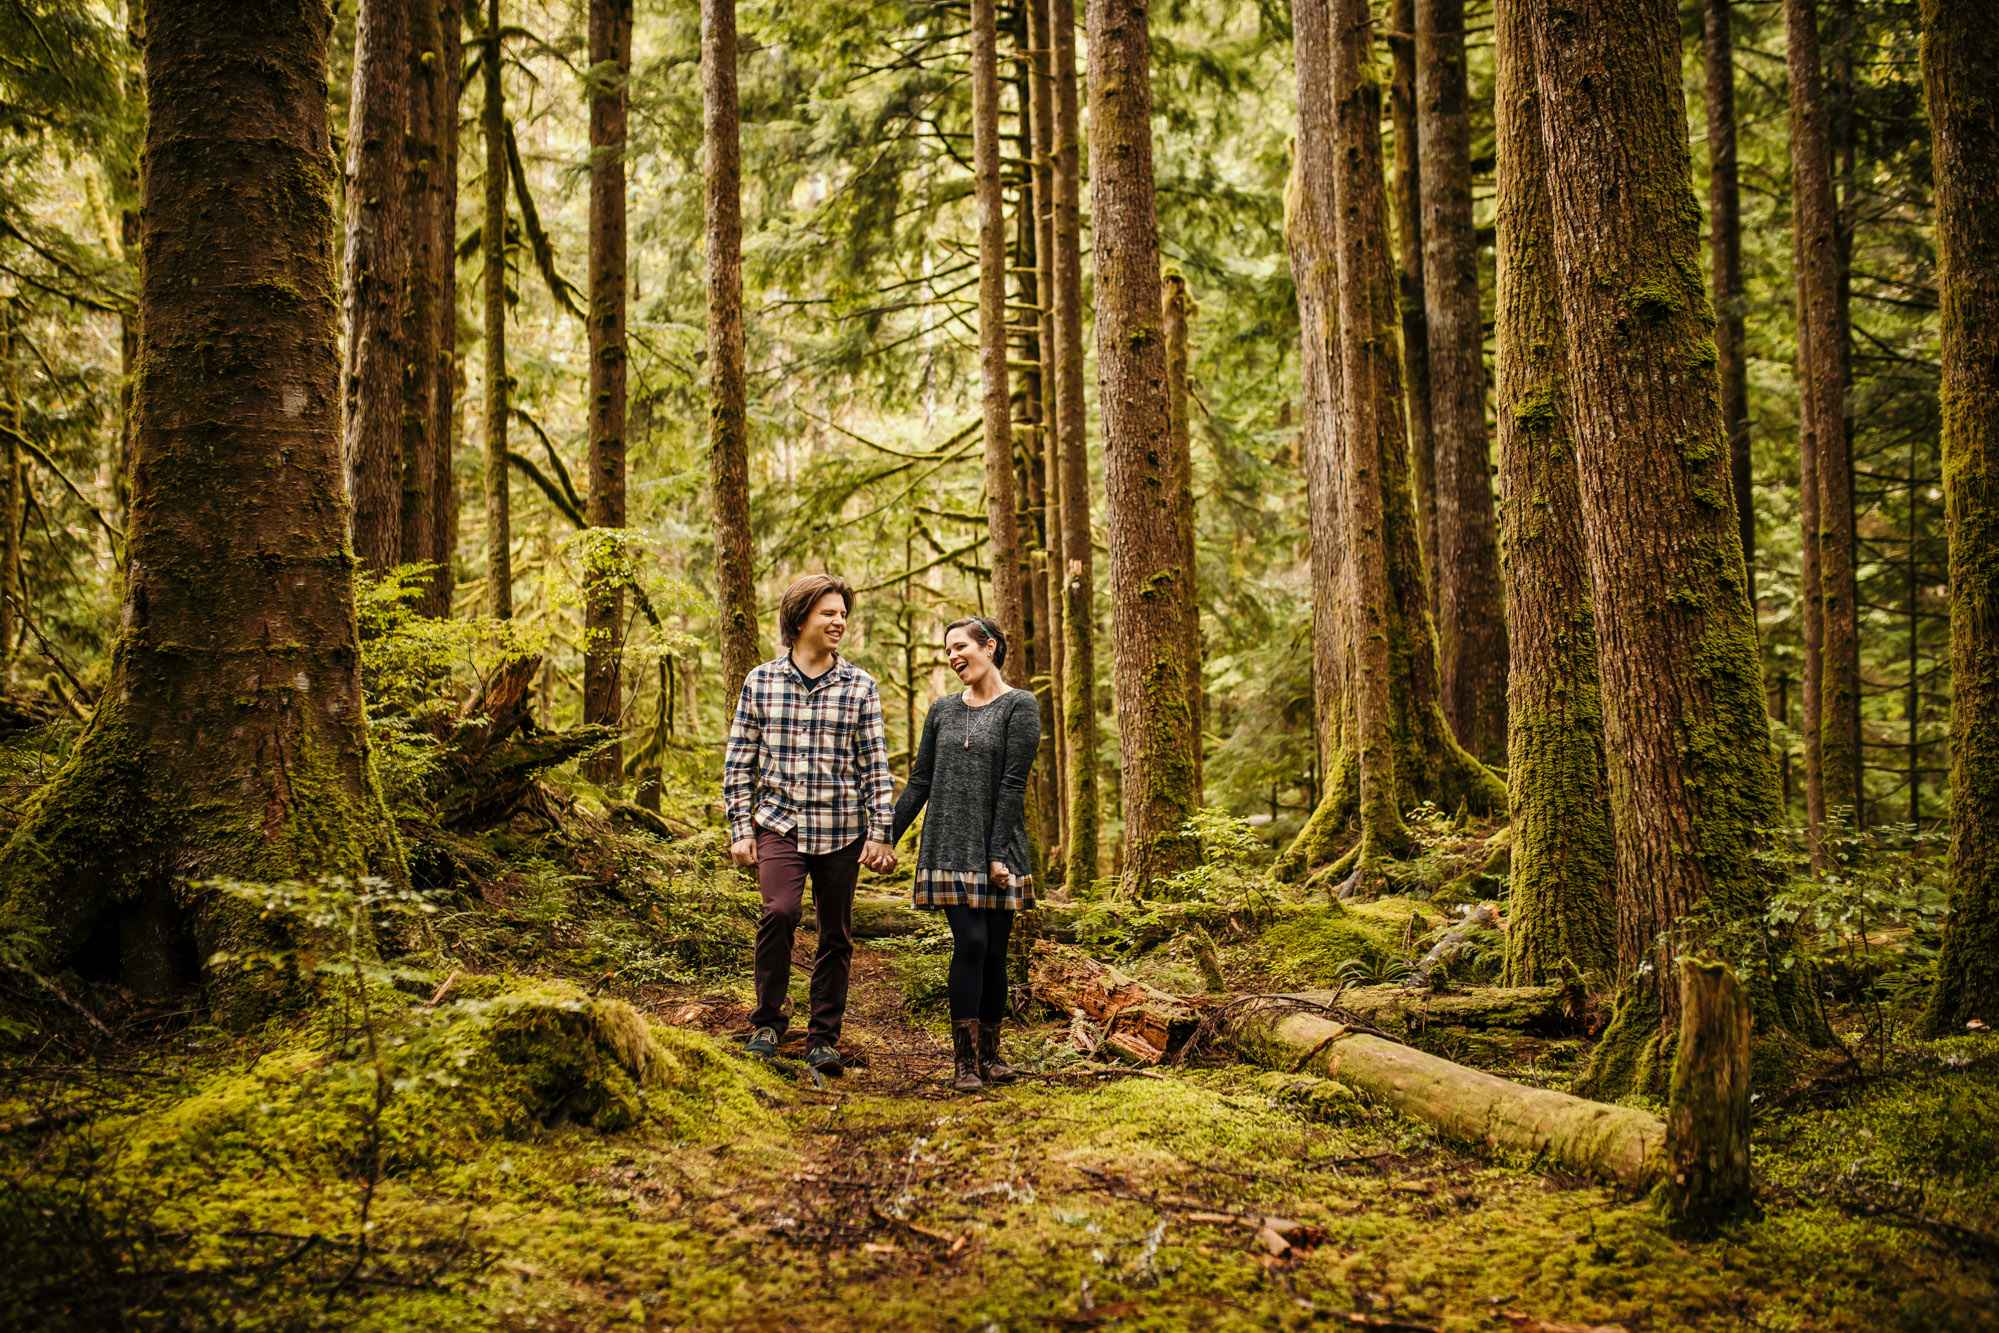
[4, 812, 1998, 1332]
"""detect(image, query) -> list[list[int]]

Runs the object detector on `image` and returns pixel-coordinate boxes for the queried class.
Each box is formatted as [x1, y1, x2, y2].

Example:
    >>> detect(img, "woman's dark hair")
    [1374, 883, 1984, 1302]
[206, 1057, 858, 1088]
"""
[778, 573, 854, 647]
[944, 616, 1008, 670]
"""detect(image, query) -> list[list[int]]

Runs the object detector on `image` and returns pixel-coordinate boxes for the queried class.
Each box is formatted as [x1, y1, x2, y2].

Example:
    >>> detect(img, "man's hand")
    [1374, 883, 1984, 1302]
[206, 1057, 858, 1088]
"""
[989, 860, 1010, 887]
[731, 837, 758, 868]
[862, 840, 897, 872]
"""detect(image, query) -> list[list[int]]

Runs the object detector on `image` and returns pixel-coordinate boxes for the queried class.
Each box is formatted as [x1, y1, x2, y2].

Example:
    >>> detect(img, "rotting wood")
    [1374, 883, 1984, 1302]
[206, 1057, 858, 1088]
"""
[1029, 939, 1205, 1060]
[1660, 959, 1753, 1225]
[1234, 998, 1664, 1186]
[1285, 983, 1579, 1036]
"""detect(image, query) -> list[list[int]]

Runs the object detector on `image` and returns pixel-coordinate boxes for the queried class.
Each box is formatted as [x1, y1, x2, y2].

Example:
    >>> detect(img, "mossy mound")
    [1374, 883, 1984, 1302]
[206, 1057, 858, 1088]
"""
[1261, 895, 1435, 987]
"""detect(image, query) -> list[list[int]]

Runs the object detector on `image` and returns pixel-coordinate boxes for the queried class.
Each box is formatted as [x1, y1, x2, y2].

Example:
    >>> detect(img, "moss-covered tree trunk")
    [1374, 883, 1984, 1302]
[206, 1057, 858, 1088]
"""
[1163, 272, 1202, 803]
[974, 0, 1027, 666]
[1417, 0, 1508, 766]
[1052, 0, 1099, 886]
[1919, 0, 1999, 1037]
[1704, 0, 1754, 600]
[1278, 0, 1505, 887]
[705, 0, 759, 704]
[342, 0, 409, 573]
[1660, 959, 1754, 1227]
[0, 0, 403, 1009]
[1388, 0, 1438, 611]
[1028, 0, 1067, 869]
[582, 0, 631, 786]
[425, 0, 462, 618]
[0, 304, 20, 671]
[400, 0, 441, 588]
[1087, 0, 1198, 897]
[1282, 0, 1353, 877]
[1493, 0, 1614, 986]
[1788, 0, 1860, 833]
[1529, 0, 1830, 1097]
[479, 0, 511, 619]
[1795, 211, 1828, 852]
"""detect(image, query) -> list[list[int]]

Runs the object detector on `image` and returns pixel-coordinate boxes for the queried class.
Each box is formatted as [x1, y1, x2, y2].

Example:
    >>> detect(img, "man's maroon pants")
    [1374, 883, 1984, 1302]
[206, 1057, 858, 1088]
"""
[748, 827, 861, 1044]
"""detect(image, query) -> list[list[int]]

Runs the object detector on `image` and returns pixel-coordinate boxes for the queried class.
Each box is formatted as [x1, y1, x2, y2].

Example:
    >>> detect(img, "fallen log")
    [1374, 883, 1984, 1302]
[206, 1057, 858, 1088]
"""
[1235, 998, 1663, 1187]
[1029, 939, 1204, 1059]
[1286, 984, 1580, 1036]
[1403, 902, 1500, 988]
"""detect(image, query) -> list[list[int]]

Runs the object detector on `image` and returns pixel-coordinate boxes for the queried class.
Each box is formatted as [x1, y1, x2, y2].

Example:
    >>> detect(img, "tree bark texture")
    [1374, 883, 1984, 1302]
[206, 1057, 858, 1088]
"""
[705, 0, 759, 705]
[1277, 0, 1505, 886]
[1237, 1000, 1665, 1187]
[1088, 0, 1199, 897]
[343, 0, 409, 573]
[480, 0, 511, 618]
[427, 0, 462, 617]
[1788, 0, 1860, 827]
[400, 0, 441, 586]
[1528, 0, 1828, 1098]
[583, 0, 632, 785]
[0, 306, 20, 667]
[1660, 960, 1753, 1227]
[1417, 0, 1508, 765]
[1029, 0, 1067, 870]
[1163, 271, 1202, 802]
[1796, 213, 1828, 852]
[0, 0, 402, 1010]
[1493, 0, 1614, 987]
[1053, 0, 1099, 886]
[974, 0, 1027, 670]
[1919, 0, 1999, 1037]
[1389, 0, 1438, 609]
[1704, 0, 1754, 601]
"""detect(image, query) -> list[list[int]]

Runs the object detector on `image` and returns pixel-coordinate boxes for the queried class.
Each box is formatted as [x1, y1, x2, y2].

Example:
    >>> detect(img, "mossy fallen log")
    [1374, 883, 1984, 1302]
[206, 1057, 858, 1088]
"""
[1028, 939, 1206, 1060]
[1234, 999, 1664, 1186]
[1285, 984, 1580, 1036]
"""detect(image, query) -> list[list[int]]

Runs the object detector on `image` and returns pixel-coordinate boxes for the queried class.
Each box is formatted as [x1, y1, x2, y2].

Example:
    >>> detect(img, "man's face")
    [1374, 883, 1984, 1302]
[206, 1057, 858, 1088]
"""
[799, 592, 848, 654]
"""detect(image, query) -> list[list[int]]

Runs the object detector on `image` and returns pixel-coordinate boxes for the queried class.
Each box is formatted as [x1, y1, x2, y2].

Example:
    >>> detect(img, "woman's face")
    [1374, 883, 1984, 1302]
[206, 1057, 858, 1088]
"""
[945, 628, 994, 682]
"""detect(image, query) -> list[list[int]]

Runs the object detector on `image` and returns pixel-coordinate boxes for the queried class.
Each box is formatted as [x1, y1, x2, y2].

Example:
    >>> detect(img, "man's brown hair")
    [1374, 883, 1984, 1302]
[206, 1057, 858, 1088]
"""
[778, 574, 854, 647]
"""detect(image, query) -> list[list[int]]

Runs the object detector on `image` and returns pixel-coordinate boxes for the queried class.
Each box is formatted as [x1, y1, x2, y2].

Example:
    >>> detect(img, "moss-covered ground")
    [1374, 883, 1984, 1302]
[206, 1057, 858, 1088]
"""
[3, 817, 1995, 1331]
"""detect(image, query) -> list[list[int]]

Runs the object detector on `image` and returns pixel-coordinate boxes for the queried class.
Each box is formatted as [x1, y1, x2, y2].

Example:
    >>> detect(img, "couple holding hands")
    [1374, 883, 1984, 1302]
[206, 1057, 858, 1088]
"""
[721, 573, 1041, 1093]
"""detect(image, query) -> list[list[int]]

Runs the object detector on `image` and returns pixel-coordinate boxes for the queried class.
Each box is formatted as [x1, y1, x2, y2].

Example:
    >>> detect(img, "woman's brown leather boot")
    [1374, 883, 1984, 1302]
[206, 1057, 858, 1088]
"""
[951, 1019, 984, 1093]
[977, 1019, 1017, 1083]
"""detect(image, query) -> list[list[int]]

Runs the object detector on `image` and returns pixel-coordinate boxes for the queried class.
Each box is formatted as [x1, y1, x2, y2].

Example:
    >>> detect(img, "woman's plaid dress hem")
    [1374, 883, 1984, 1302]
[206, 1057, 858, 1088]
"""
[912, 867, 1036, 911]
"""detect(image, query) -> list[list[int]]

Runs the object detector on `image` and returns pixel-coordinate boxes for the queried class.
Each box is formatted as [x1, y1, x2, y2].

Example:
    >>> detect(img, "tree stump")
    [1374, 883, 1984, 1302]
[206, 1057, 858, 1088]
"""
[1659, 958, 1752, 1226]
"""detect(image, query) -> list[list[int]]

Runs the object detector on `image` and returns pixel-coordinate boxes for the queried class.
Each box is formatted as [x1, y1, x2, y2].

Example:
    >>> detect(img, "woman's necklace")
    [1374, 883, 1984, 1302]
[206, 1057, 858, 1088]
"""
[963, 690, 1000, 748]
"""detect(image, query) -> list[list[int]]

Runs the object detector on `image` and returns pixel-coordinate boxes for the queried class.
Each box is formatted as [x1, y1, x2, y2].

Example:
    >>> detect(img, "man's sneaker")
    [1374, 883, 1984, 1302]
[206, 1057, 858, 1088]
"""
[744, 1025, 780, 1058]
[804, 1042, 846, 1076]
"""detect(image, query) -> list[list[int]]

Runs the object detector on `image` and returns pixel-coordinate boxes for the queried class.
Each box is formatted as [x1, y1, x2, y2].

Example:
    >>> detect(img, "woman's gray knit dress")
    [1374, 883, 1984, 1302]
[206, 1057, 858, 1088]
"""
[890, 688, 1041, 909]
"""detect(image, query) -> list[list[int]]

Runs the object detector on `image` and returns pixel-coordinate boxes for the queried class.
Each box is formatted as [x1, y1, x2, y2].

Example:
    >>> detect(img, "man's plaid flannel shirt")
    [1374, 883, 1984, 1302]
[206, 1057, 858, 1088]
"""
[722, 653, 896, 854]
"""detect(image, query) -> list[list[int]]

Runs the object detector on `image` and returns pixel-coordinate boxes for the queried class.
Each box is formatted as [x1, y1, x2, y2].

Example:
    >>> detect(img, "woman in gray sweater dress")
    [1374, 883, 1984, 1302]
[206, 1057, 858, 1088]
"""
[890, 616, 1041, 1093]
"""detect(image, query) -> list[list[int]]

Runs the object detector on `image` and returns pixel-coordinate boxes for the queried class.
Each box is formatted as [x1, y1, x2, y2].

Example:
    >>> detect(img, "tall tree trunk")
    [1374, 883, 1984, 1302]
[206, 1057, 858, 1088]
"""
[1389, 0, 1438, 609]
[1052, 0, 1099, 885]
[973, 0, 1027, 665]
[401, 0, 441, 585]
[583, 0, 632, 785]
[705, 0, 759, 705]
[1417, 0, 1508, 764]
[1329, 0, 1413, 879]
[1088, 0, 1197, 897]
[1704, 0, 1754, 602]
[1528, 0, 1830, 1098]
[343, 0, 409, 572]
[0, 304, 19, 670]
[1163, 271, 1201, 804]
[1796, 215, 1827, 854]
[480, 0, 511, 618]
[1493, 0, 1614, 985]
[1029, 0, 1066, 870]
[1788, 0, 1859, 830]
[0, 0, 402, 1012]
[1277, 0, 1504, 887]
[428, 0, 462, 617]
[1919, 0, 1999, 1037]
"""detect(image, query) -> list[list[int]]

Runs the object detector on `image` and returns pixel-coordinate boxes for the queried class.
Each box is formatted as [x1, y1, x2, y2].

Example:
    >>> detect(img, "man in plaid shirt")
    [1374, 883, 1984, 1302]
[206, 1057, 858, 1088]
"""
[724, 573, 897, 1074]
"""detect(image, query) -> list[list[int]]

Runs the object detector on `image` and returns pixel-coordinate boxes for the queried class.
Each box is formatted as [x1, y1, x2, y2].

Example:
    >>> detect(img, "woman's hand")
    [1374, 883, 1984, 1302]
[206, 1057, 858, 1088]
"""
[989, 860, 1010, 887]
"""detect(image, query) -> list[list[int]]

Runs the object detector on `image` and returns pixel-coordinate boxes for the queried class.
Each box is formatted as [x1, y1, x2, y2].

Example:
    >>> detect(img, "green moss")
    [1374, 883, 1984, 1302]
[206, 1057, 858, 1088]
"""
[1625, 279, 1687, 320]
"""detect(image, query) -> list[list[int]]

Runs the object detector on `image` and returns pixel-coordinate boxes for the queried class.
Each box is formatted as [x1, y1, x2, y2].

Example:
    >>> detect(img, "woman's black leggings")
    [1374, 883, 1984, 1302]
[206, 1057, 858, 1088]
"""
[942, 904, 1015, 1024]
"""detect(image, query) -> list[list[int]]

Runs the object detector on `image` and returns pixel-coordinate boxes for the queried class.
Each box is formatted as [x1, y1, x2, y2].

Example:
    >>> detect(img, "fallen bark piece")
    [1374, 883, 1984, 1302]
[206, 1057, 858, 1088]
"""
[1031, 940, 1204, 1054]
[1403, 902, 1500, 989]
[1287, 984, 1579, 1035]
[1235, 999, 1663, 1186]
